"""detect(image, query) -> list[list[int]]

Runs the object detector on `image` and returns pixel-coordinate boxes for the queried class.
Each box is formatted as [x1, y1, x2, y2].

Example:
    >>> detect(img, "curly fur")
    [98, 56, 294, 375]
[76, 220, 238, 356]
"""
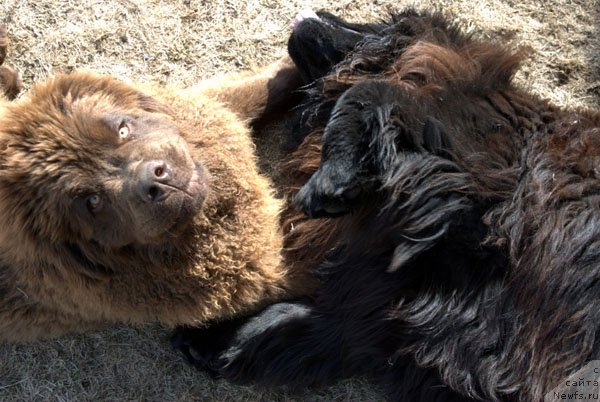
[0, 30, 313, 341]
[174, 10, 600, 402]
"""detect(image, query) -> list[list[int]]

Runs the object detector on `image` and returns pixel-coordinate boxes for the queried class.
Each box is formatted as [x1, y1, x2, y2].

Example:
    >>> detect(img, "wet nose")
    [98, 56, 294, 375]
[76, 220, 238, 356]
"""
[136, 160, 172, 203]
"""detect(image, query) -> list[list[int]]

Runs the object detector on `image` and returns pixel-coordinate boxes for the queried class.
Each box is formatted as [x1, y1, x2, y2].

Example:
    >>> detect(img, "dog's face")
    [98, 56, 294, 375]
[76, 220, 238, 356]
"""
[0, 73, 206, 249]
[294, 78, 452, 219]
[294, 81, 389, 218]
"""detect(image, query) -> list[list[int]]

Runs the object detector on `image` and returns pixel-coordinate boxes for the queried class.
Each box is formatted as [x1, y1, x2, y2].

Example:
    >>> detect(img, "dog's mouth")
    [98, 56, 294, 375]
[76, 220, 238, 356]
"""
[184, 162, 207, 202]
[166, 163, 207, 232]
[135, 161, 207, 245]
[157, 162, 206, 201]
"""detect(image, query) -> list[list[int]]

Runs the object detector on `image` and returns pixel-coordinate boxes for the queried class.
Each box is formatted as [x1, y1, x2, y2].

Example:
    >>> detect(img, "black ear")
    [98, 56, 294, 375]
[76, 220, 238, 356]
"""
[388, 227, 447, 272]
[422, 117, 452, 155]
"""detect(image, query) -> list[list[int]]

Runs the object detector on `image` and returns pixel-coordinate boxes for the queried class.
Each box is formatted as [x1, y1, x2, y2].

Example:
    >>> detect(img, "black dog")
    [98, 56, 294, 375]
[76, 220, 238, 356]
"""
[174, 10, 600, 402]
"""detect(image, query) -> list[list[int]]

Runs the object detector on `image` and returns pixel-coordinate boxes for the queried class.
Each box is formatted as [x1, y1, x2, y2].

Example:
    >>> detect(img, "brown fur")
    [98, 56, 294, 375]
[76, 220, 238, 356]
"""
[0, 27, 21, 100]
[0, 29, 311, 341]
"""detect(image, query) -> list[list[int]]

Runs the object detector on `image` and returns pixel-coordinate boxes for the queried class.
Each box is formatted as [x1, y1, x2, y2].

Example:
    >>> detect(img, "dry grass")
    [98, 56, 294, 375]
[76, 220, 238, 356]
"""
[0, 0, 598, 401]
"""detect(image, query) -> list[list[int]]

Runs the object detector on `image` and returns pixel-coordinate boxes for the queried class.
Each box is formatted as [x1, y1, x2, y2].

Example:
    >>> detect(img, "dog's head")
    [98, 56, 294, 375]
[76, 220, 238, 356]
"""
[0, 73, 206, 252]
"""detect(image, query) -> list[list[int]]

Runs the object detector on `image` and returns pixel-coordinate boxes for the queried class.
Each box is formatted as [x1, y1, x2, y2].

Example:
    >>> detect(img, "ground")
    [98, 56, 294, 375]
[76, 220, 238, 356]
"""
[0, 0, 598, 400]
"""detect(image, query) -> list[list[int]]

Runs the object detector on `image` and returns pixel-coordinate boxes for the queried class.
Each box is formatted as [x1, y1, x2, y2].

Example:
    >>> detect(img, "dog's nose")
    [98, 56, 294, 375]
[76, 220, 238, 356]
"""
[136, 160, 173, 202]
[295, 182, 352, 219]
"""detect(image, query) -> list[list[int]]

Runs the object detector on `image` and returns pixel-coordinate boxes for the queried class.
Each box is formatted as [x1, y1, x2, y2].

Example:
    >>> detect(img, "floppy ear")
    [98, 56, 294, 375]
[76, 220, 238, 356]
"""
[63, 243, 113, 281]
[389, 223, 449, 272]
[375, 154, 474, 273]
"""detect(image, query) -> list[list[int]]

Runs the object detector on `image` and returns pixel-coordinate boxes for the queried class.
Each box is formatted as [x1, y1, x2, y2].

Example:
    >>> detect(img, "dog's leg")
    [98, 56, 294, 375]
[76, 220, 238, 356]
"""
[172, 261, 394, 389]
[172, 301, 351, 387]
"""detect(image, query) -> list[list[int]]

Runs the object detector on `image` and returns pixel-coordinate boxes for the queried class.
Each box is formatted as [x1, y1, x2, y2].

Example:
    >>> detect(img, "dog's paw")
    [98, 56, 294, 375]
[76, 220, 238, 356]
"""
[171, 316, 253, 378]
[171, 326, 225, 378]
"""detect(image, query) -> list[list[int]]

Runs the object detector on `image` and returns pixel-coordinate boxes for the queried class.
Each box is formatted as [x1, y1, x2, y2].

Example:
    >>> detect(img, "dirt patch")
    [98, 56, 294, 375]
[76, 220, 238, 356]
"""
[0, 0, 598, 400]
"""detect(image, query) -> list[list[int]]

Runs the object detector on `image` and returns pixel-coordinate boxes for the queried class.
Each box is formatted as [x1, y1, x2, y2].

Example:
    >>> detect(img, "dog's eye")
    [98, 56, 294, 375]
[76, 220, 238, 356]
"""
[86, 194, 103, 213]
[118, 122, 130, 140]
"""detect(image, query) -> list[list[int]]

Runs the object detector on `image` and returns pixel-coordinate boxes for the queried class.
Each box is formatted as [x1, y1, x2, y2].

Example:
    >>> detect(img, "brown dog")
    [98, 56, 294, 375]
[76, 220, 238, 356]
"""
[0, 27, 309, 341]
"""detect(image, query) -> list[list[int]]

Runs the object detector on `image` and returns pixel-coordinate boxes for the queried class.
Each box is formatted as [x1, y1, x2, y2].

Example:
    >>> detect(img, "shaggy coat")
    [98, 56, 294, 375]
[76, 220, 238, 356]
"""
[0, 28, 311, 341]
[174, 10, 600, 402]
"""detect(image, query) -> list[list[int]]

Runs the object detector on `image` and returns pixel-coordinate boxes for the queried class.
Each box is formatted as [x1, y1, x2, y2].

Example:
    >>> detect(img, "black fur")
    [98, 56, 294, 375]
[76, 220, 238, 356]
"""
[174, 9, 600, 402]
